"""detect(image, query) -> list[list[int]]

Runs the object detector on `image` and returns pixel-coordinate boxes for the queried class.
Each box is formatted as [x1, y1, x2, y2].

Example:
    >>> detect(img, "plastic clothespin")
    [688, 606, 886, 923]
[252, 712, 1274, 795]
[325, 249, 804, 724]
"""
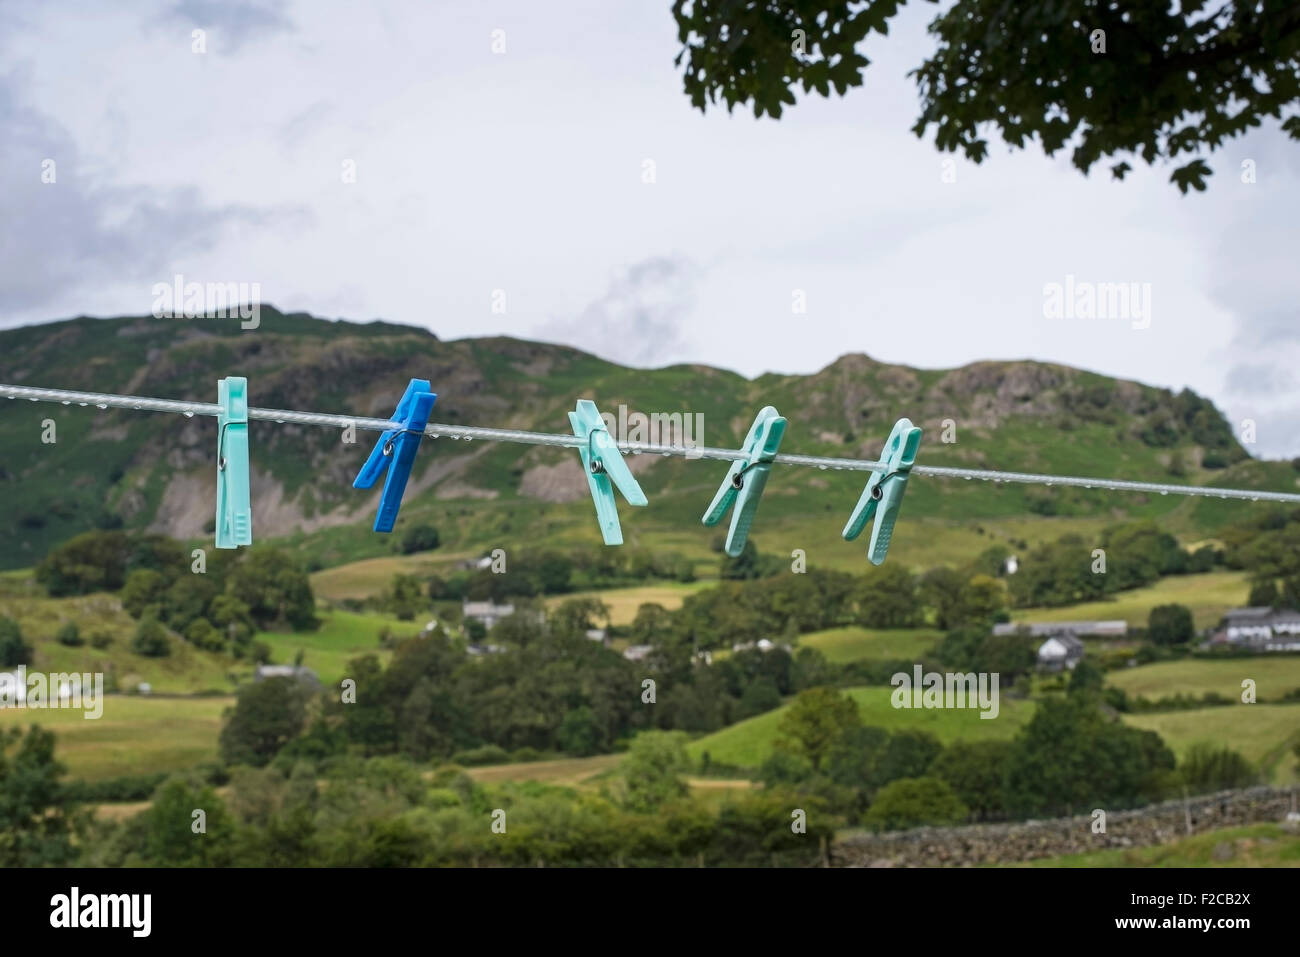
[842, 418, 923, 565]
[215, 376, 253, 549]
[353, 378, 437, 533]
[569, 399, 647, 545]
[701, 406, 786, 557]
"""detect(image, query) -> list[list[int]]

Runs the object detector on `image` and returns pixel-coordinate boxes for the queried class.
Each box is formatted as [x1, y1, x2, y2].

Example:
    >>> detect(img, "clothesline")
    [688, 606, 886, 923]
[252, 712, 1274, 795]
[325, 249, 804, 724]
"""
[4, 382, 1299, 504]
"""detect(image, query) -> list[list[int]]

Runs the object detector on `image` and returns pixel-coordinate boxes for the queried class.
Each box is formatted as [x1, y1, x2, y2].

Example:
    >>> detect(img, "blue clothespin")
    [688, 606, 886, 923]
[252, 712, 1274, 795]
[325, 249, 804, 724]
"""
[215, 376, 252, 549]
[353, 378, 437, 533]
[843, 418, 922, 565]
[569, 399, 647, 545]
[702, 406, 786, 557]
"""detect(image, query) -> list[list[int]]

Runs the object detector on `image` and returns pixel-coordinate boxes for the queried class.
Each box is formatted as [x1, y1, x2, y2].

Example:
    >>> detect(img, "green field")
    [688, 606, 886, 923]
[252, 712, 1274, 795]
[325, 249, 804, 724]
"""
[799, 627, 943, 664]
[1107, 656, 1300, 701]
[687, 685, 1035, 768]
[0, 695, 232, 781]
[1123, 702, 1300, 785]
[543, 582, 712, 626]
[0, 588, 238, 694]
[258, 609, 405, 685]
[1011, 571, 1250, 630]
[1018, 823, 1300, 867]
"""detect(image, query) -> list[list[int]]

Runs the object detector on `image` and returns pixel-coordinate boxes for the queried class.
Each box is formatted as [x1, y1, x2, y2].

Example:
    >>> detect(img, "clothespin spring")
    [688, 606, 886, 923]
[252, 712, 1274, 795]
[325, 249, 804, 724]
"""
[217, 420, 237, 471]
[731, 458, 772, 489]
[382, 427, 427, 456]
[587, 427, 609, 474]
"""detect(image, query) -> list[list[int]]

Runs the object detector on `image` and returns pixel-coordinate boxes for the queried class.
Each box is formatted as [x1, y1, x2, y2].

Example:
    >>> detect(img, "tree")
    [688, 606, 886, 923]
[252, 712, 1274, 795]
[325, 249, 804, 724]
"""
[0, 617, 32, 668]
[718, 538, 761, 580]
[55, 622, 82, 647]
[930, 740, 1013, 821]
[121, 568, 167, 618]
[620, 730, 690, 812]
[34, 530, 129, 596]
[1247, 578, 1279, 608]
[557, 705, 603, 756]
[737, 676, 782, 720]
[226, 547, 318, 631]
[535, 551, 574, 593]
[0, 726, 81, 866]
[1148, 603, 1194, 646]
[549, 597, 609, 638]
[1068, 658, 1105, 695]
[185, 618, 225, 651]
[1003, 696, 1175, 817]
[875, 730, 944, 790]
[919, 566, 964, 629]
[130, 614, 171, 658]
[1179, 743, 1257, 794]
[400, 524, 440, 554]
[953, 574, 1007, 628]
[672, 0, 1300, 193]
[975, 632, 1037, 682]
[863, 777, 968, 831]
[219, 677, 312, 767]
[774, 687, 861, 771]
[855, 563, 919, 627]
[132, 777, 236, 866]
[386, 574, 425, 621]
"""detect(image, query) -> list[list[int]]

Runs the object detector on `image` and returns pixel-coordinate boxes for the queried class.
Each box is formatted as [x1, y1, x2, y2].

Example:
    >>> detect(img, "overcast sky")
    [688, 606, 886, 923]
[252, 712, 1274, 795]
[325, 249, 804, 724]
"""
[2, 0, 1298, 455]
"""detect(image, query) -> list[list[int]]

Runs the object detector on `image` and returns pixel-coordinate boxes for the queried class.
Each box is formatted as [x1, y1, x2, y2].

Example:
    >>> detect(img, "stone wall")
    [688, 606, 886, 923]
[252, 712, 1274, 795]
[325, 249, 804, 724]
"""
[832, 787, 1298, 867]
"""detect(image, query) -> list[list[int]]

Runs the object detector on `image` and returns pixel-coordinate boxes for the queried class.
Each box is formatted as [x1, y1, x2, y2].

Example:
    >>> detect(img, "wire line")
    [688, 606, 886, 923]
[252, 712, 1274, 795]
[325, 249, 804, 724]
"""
[5, 382, 1299, 504]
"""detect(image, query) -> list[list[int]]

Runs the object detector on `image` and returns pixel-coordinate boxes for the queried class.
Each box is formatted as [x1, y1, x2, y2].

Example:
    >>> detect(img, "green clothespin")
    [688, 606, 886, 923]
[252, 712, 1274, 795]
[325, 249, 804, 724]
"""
[843, 418, 922, 565]
[569, 399, 647, 545]
[216, 376, 252, 549]
[702, 406, 786, 557]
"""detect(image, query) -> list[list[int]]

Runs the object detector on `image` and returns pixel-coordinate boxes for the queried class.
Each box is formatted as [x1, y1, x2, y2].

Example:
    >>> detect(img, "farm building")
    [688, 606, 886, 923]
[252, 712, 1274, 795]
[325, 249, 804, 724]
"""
[1036, 634, 1086, 671]
[1208, 607, 1300, 652]
[993, 620, 1127, 638]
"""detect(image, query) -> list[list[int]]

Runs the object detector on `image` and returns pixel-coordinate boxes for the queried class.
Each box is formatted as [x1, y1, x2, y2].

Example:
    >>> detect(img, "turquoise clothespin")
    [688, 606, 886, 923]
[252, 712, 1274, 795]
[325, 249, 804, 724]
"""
[702, 406, 786, 557]
[216, 376, 252, 549]
[843, 418, 922, 565]
[569, 399, 647, 545]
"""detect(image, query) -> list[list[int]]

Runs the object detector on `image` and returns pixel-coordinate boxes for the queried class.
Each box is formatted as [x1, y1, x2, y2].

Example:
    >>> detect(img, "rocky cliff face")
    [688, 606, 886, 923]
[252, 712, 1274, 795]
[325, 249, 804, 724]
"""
[0, 307, 1255, 566]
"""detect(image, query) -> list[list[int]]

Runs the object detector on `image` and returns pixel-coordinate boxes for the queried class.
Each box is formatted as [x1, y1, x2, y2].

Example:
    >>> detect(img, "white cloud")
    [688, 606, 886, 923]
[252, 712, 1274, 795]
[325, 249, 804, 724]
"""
[1, 0, 1297, 454]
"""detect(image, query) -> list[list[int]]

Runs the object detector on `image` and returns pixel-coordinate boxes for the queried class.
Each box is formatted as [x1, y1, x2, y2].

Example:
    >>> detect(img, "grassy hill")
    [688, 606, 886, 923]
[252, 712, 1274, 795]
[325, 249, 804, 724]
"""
[1123, 703, 1300, 786]
[0, 695, 230, 780]
[686, 685, 1035, 768]
[798, 626, 943, 664]
[1011, 570, 1252, 630]
[0, 567, 404, 692]
[2, 308, 1293, 575]
[1107, 656, 1300, 701]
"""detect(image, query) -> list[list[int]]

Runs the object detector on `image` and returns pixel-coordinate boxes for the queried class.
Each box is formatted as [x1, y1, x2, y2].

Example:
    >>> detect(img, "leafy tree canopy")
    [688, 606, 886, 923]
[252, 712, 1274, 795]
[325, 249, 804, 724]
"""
[672, 0, 1300, 191]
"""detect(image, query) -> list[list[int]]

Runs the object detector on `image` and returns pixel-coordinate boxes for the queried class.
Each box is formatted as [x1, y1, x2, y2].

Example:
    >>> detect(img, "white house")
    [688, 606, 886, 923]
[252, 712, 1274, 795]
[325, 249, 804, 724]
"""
[1213, 608, 1300, 652]
[462, 601, 516, 630]
[1036, 634, 1086, 671]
